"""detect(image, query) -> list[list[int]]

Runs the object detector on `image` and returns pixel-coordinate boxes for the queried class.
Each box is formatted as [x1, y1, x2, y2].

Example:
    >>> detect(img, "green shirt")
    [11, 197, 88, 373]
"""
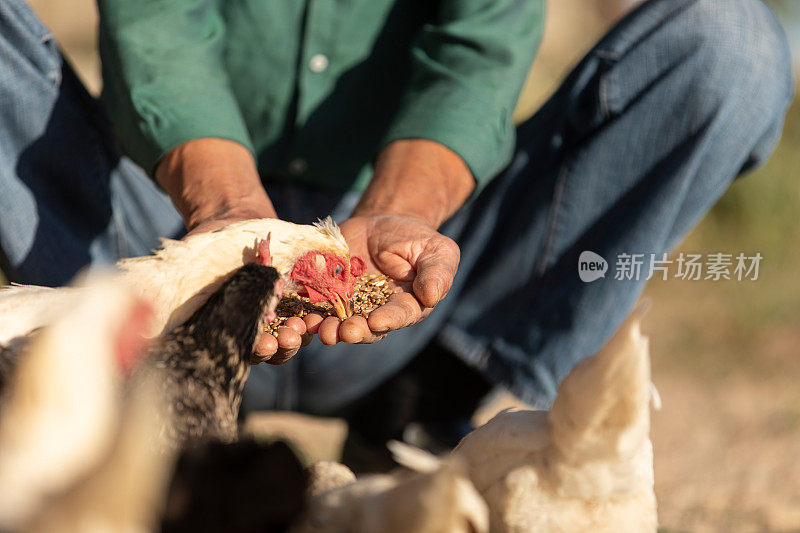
[97, 0, 544, 193]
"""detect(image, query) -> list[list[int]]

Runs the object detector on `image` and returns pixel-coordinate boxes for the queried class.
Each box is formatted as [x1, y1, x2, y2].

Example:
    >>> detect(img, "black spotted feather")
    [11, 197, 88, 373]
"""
[148, 263, 282, 448]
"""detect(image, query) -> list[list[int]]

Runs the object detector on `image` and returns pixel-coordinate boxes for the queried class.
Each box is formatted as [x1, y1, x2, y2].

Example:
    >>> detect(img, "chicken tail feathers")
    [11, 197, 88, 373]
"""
[548, 302, 652, 463]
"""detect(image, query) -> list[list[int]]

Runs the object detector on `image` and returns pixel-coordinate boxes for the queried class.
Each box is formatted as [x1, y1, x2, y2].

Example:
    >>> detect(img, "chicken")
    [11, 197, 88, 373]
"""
[1, 259, 292, 532]
[0, 273, 154, 531]
[24, 374, 177, 533]
[0, 284, 81, 345]
[293, 441, 489, 533]
[453, 305, 658, 532]
[0, 217, 365, 345]
[143, 256, 286, 449]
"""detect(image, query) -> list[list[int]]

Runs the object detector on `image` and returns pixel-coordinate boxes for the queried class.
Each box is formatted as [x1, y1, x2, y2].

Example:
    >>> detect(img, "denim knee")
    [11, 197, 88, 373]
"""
[682, 0, 794, 120]
[0, 0, 61, 86]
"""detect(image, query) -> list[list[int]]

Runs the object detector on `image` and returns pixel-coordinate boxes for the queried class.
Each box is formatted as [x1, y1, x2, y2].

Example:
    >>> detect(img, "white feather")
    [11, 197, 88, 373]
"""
[294, 448, 489, 533]
[0, 273, 147, 529]
[0, 217, 350, 342]
[387, 440, 441, 473]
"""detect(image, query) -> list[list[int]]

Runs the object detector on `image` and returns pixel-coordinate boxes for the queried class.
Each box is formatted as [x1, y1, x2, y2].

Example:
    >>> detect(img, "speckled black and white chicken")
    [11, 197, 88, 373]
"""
[0, 259, 298, 532]
[143, 256, 285, 449]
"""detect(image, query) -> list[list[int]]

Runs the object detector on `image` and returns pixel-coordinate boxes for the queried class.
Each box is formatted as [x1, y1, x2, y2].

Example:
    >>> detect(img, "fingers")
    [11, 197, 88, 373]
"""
[311, 313, 393, 345]
[413, 237, 460, 308]
[251, 323, 304, 365]
[303, 313, 325, 334]
[284, 316, 307, 335]
[318, 316, 341, 345]
[257, 298, 412, 355]
[252, 334, 279, 364]
[339, 316, 370, 343]
[266, 327, 302, 364]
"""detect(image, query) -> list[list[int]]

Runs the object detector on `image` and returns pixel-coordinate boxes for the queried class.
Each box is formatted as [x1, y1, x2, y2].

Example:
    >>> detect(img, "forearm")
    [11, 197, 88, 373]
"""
[353, 140, 475, 228]
[155, 138, 277, 230]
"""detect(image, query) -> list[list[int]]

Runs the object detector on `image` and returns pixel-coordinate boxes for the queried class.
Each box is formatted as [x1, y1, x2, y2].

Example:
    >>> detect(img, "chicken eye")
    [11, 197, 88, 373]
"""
[334, 264, 343, 277]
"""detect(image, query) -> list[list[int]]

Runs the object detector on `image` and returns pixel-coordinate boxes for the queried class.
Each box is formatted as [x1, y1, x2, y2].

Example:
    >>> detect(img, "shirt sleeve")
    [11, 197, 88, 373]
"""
[381, 0, 545, 193]
[97, 0, 255, 175]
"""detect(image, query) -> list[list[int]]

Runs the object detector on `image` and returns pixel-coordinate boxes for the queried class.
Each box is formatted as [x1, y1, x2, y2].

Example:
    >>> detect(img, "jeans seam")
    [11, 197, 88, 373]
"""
[535, 159, 570, 276]
[599, 64, 613, 121]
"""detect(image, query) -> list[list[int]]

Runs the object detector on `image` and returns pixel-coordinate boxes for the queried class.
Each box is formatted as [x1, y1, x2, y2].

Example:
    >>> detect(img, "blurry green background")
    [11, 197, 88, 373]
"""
[11, 0, 800, 530]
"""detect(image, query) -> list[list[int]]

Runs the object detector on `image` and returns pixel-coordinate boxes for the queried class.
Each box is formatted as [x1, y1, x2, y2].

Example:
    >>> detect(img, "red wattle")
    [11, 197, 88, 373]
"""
[256, 234, 273, 266]
[304, 285, 327, 303]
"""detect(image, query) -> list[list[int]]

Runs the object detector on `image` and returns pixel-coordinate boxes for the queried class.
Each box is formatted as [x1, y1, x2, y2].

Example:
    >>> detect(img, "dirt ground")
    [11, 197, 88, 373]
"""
[22, 0, 800, 531]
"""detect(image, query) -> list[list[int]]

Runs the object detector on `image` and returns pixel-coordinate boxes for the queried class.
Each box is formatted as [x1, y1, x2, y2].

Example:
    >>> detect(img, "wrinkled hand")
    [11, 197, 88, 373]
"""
[306, 214, 460, 345]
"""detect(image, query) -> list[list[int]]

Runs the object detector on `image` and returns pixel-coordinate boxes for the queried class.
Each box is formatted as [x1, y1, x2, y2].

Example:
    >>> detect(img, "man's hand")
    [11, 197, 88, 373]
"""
[311, 214, 460, 345]
[156, 138, 308, 363]
[310, 139, 475, 345]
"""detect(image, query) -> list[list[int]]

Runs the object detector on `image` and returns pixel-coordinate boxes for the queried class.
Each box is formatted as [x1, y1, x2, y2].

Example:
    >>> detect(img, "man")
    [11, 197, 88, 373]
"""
[0, 0, 792, 460]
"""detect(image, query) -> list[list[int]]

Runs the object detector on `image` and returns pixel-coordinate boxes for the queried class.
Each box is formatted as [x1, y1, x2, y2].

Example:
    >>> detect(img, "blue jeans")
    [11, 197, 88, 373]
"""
[0, 0, 792, 412]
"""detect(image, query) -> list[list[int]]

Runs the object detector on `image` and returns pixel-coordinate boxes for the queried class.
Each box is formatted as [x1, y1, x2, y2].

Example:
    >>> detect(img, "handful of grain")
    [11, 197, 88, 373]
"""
[264, 274, 395, 337]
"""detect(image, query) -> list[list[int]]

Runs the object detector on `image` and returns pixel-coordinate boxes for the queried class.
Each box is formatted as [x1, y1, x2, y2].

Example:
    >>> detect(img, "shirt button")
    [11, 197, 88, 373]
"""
[308, 54, 329, 73]
[288, 158, 308, 175]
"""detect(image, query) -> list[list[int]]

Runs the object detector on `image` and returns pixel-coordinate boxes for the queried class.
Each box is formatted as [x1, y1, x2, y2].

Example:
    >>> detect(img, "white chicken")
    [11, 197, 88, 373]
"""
[294, 441, 489, 533]
[453, 305, 658, 532]
[0, 273, 155, 530]
[0, 262, 290, 532]
[0, 217, 364, 345]
[23, 374, 176, 533]
[291, 306, 657, 533]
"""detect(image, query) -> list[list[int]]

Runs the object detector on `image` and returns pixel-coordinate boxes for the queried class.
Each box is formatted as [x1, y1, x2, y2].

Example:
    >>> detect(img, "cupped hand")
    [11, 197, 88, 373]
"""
[311, 214, 460, 346]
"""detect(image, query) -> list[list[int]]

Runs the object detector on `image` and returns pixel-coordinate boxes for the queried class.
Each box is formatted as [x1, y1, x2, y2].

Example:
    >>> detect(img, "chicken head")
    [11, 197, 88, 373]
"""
[290, 250, 365, 320]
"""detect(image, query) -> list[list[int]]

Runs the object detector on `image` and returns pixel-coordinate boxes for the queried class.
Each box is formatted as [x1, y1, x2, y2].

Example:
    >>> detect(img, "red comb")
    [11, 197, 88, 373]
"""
[350, 256, 366, 277]
[257, 233, 273, 267]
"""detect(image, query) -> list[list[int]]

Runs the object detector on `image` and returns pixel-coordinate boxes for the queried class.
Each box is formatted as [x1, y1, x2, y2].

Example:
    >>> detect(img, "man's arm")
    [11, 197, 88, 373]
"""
[356, 139, 474, 229]
[99, 1, 308, 360]
[155, 138, 309, 362]
[317, 0, 545, 344]
[314, 139, 473, 345]
[155, 138, 276, 233]
[380, 0, 545, 193]
[97, 0, 254, 175]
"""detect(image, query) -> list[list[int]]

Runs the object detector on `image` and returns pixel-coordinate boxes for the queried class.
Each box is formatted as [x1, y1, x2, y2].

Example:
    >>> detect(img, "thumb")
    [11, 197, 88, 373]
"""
[412, 237, 460, 308]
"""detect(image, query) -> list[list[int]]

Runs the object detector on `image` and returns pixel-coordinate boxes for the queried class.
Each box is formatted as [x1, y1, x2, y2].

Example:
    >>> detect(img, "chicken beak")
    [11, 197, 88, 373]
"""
[330, 292, 353, 320]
